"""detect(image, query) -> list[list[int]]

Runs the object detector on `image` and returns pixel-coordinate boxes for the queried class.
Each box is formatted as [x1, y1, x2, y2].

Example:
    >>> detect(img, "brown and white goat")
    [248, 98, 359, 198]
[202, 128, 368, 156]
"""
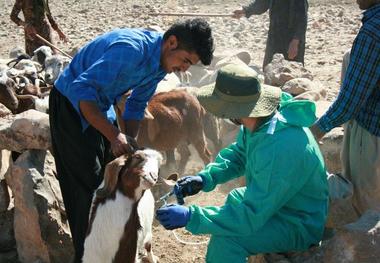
[83, 149, 163, 263]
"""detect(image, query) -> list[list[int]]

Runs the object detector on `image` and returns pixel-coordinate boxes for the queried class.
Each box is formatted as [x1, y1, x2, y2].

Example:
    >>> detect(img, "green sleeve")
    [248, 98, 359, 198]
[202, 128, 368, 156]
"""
[198, 127, 246, 192]
[187, 129, 317, 236]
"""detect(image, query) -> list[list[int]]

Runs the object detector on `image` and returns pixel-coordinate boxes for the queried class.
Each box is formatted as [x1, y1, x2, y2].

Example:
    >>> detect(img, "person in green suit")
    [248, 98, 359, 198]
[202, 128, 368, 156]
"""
[156, 64, 328, 263]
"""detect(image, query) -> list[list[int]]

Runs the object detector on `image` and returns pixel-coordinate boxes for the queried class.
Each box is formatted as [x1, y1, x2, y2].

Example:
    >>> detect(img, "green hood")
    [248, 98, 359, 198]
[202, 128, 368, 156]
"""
[257, 92, 317, 133]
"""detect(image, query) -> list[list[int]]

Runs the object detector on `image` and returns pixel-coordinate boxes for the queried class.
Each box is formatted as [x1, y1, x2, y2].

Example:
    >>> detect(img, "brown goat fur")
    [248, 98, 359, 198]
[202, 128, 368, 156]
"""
[137, 90, 212, 173]
[0, 77, 19, 112]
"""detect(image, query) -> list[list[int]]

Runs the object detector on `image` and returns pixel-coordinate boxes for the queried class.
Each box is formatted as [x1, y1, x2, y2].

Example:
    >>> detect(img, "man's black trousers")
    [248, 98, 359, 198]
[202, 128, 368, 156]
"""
[49, 87, 112, 263]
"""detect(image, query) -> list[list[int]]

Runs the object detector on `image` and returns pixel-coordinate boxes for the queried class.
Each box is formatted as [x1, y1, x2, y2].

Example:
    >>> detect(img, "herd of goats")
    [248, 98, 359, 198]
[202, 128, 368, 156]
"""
[0, 46, 70, 115]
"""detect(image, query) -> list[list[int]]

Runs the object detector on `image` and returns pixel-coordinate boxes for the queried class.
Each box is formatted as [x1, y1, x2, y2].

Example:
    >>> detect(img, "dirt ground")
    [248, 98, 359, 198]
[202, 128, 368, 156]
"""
[0, 0, 362, 262]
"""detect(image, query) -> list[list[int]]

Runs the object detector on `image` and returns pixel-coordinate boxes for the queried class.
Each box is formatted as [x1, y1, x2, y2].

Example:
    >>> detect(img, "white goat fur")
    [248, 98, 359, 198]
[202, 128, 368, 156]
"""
[32, 46, 53, 63]
[44, 55, 71, 85]
[82, 149, 162, 263]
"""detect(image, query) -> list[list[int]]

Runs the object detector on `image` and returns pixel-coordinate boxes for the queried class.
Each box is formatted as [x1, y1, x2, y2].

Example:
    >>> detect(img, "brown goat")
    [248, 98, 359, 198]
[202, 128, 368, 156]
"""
[0, 74, 19, 112]
[136, 90, 212, 174]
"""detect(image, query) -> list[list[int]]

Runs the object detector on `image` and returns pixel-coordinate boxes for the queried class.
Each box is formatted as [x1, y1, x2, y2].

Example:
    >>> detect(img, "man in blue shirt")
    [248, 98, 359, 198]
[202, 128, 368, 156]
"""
[49, 18, 214, 262]
[311, 0, 380, 215]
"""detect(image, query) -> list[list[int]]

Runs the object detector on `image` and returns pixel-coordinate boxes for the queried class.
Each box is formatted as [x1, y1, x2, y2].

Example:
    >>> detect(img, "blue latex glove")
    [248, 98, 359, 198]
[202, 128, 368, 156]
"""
[174, 175, 203, 204]
[156, 204, 191, 230]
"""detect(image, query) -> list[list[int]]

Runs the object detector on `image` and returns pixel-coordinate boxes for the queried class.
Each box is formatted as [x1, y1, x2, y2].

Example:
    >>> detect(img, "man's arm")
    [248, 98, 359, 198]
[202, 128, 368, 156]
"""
[80, 101, 134, 156]
[197, 127, 246, 192]
[45, 0, 68, 42]
[292, 0, 308, 41]
[288, 0, 308, 59]
[316, 29, 380, 134]
[10, 0, 38, 39]
[67, 44, 143, 154]
[10, 0, 24, 26]
[121, 76, 164, 137]
[243, 0, 270, 18]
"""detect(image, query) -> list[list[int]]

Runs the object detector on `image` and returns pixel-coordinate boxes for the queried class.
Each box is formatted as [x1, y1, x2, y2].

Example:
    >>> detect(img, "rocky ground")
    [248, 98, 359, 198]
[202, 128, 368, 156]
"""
[0, 0, 363, 262]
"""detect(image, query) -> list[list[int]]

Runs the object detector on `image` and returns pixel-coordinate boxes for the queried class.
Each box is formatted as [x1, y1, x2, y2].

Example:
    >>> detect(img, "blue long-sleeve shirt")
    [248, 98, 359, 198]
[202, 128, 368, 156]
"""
[317, 4, 380, 136]
[55, 28, 166, 130]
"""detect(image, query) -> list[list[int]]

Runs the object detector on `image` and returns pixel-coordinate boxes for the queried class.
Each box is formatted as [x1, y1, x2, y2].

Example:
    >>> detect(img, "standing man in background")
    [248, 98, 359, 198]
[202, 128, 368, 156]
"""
[311, 0, 380, 215]
[232, 0, 308, 70]
[10, 0, 68, 56]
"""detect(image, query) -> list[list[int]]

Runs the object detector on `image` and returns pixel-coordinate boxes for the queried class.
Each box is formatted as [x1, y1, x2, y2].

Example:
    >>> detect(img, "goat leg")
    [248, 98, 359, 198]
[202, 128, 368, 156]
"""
[141, 241, 159, 263]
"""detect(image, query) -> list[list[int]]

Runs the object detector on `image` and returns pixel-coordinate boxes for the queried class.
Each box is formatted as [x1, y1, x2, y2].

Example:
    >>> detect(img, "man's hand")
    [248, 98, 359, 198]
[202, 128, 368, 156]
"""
[310, 124, 326, 143]
[288, 39, 300, 60]
[232, 9, 245, 19]
[174, 175, 203, 204]
[56, 28, 68, 43]
[156, 204, 190, 230]
[110, 132, 137, 157]
[79, 101, 139, 156]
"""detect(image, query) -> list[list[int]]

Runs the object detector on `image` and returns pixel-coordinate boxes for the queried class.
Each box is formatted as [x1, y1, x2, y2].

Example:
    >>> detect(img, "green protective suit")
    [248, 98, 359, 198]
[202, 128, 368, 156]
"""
[185, 93, 329, 263]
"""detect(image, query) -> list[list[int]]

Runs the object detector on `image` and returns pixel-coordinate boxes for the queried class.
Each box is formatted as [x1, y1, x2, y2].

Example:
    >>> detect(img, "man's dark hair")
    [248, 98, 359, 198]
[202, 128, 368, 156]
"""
[163, 18, 214, 65]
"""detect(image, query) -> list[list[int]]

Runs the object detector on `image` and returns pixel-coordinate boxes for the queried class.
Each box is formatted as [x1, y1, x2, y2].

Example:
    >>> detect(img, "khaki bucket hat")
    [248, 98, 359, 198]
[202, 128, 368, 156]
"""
[196, 64, 281, 119]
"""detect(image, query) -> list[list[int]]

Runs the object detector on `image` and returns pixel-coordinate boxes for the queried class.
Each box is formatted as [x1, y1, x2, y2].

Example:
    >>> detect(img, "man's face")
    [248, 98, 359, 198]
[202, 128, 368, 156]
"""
[356, 0, 378, 10]
[161, 35, 200, 73]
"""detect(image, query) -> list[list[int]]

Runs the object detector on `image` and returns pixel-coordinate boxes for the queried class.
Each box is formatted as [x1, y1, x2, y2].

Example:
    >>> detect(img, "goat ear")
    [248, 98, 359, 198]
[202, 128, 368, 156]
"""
[144, 108, 154, 120]
[96, 154, 129, 198]
[160, 173, 178, 186]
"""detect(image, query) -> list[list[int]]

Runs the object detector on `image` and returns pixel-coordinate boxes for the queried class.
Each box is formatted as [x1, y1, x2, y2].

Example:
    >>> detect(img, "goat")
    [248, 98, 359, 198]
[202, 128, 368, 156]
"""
[83, 149, 163, 263]
[32, 46, 53, 65]
[136, 90, 212, 174]
[0, 70, 49, 114]
[9, 46, 24, 59]
[0, 72, 19, 112]
[44, 55, 71, 85]
[15, 81, 50, 113]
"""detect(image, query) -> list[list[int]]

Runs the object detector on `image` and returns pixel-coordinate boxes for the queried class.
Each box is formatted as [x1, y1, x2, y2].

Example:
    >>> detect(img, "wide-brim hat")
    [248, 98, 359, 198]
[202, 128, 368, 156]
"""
[196, 64, 281, 119]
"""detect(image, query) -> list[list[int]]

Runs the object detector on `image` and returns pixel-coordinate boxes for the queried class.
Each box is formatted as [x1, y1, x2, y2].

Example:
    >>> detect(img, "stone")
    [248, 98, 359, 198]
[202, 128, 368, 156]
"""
[5, 150, 73, 263]
[323, 210, 380, 262]
[264, 54, 313, 87]
[0, 110, 51, 152]
[0, 104, 11, 118]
